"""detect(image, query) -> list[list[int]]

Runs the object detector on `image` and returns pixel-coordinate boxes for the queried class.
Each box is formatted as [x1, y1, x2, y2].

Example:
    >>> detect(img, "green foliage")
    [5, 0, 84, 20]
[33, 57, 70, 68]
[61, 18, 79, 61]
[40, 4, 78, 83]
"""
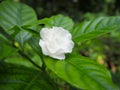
[0, 0, 37, 30]
[0, 0, 120, 90]
[0, 35, 17, 59]
[0, 0, 38, 48]
[15, 31, 32, 48]
[0, 62, 56, 90]
[5, 55, 41, 69]
[45, 56, 118, 90]
[72, 17, 120, 42]
[28, 37, 42, 55]
[38, 14, 74, 31]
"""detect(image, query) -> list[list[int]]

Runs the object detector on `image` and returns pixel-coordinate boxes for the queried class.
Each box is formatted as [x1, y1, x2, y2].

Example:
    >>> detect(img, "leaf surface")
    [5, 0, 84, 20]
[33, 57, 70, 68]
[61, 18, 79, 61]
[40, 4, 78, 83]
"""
[72, 17, 120, 42]
[0, 62, 56, 90]
[0, 1, 37, 30]
[38, 14, 74, 31]
[45, 56, 119, 90]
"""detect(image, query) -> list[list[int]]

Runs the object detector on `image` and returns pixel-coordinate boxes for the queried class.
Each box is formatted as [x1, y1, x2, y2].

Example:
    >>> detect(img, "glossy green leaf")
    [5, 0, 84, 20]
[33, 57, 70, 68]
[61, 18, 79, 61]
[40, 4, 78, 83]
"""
[72, 16, 120, 42]
[0, 1, 37, 30]
[38, 14, 74, 31]
[0, 62, 56, 90]
[0, 1, 38, 47]
[45, 56, 119, 90]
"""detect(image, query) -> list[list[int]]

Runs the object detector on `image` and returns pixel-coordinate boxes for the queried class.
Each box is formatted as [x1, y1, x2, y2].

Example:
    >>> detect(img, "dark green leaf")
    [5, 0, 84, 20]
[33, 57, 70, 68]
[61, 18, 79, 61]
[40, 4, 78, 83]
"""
[0, 1, 38, 47]
[0, 62, 56, 90]
[72, 17, 120, 42]
[0, 1, 37, 31]
[0, 36, 17, 59]
[45, 55, 119, 90]
[38, 14, 74, 31]
[28, 37, 41, 55]
[5, 56, 39, 69]
[15, 31, 32, 48]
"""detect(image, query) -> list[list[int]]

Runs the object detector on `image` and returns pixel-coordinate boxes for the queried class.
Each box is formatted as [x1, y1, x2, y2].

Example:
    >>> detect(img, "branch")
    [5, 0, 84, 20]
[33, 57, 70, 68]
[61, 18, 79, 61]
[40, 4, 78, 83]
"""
[39, 54, 46, 71]
[0, 27, 14, 44]
[18, 51, 42, 70]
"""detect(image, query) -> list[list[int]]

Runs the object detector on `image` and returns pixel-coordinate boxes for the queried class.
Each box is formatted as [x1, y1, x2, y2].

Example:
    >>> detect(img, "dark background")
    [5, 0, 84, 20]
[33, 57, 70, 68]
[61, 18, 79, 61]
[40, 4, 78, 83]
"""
[21, 0, 120, 21]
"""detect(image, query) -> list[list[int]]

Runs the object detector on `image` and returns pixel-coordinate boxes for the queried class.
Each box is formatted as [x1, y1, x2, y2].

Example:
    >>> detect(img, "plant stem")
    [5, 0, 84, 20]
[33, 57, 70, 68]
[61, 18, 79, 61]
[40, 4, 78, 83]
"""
[18, 51, 42, 70]
[39, 54, 46, 71]
[0, 27, 14, 44]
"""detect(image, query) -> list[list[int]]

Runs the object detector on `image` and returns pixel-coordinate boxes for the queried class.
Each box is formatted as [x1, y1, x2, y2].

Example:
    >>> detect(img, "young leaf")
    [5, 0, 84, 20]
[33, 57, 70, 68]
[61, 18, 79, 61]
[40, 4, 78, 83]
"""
[0, 0, 37, 31]
[45, 56, 119, 90]
[38, 14, 74, 31]
[72, 16, 120, 42]
[0, 62, 57, 90]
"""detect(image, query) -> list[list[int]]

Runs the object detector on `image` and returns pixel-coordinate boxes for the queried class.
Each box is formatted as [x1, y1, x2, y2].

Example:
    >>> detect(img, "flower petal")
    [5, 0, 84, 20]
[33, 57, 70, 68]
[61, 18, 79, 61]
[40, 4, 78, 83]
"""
[39, 26, 74, 60]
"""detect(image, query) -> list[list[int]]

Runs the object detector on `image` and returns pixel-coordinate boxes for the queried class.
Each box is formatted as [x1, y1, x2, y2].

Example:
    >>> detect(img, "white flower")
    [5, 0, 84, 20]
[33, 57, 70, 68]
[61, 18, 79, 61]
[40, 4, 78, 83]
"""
[39, 26, 74, 60]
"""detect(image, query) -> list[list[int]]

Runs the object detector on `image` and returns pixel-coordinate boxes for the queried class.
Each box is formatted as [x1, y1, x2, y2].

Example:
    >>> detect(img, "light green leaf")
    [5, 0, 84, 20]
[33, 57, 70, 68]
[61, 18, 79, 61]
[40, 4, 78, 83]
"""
[38, 14, 74, 31]
[0, 62, 57, 90]
[0, 0, 37, 31]
[72, 16, 120, 42]
[45, 56, 119, 90]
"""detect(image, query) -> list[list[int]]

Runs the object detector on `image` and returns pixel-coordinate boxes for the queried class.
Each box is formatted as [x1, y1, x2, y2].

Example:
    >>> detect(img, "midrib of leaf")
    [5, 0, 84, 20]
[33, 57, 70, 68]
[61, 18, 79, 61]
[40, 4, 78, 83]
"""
[47, 58, 107, 89]
[24, 73, 39, 90]
[66, 60, 106, 90]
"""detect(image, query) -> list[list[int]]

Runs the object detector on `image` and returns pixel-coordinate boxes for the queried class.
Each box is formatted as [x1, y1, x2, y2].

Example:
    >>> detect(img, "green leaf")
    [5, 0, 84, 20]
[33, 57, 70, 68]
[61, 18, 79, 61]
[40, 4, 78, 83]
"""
[72, 16, 120, 42]
[0, 62, 56, 90]
[5, 56, 42, 69]
[0, 0, 37, 31]
[28, 37, 43, 66]
[15, 30, 32, 48]
[0, 36, 17, 59]
[45, 56, 119, 90]
[0, 1, 38, 47]
[28, 37, 41, 55]
[38, 14, 74, 31]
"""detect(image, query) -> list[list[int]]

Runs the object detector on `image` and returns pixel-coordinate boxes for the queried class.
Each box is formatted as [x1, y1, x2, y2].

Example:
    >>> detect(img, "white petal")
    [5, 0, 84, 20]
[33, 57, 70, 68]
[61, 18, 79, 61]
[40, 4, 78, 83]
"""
[63, 41, 74, 53]
[39, 26, 74, 60]
[40, 28, 49, 40]
[50, 53, 65, 60]
[39, 40, 49, 55]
